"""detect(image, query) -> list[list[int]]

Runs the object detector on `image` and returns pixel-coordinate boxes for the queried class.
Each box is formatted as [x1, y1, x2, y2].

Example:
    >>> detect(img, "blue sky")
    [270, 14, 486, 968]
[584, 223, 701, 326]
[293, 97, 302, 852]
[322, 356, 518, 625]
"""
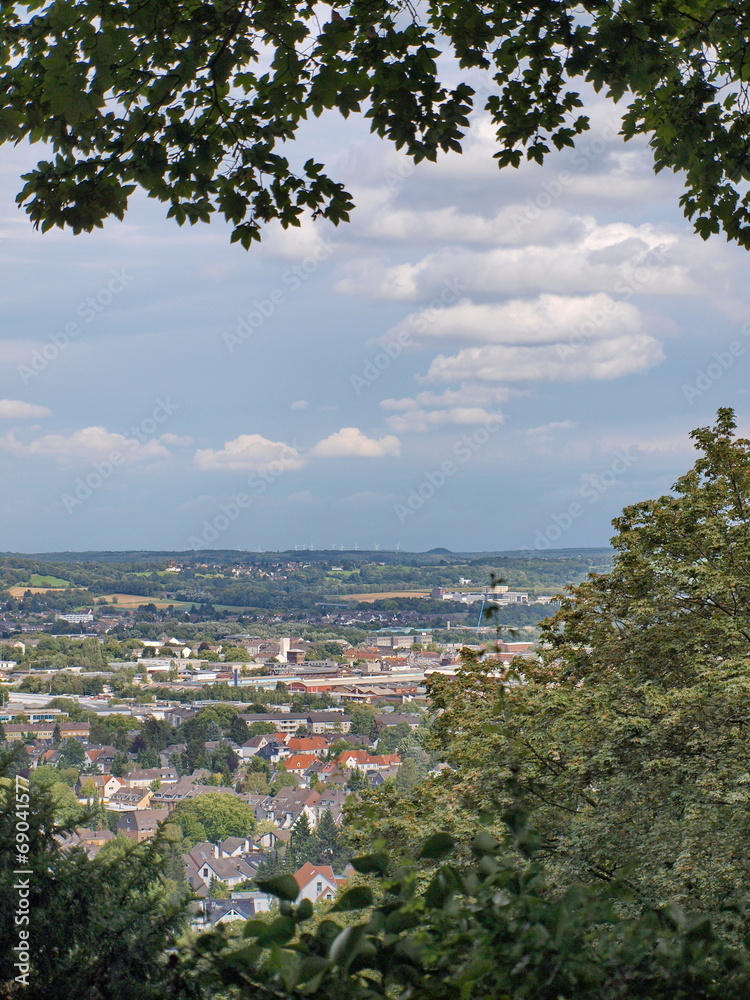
[1, 92, 748, 553]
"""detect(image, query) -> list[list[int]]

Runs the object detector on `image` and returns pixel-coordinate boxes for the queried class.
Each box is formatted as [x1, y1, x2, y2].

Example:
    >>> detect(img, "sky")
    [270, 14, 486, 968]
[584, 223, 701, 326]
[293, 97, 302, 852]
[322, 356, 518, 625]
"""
[1, 80, 749, 554]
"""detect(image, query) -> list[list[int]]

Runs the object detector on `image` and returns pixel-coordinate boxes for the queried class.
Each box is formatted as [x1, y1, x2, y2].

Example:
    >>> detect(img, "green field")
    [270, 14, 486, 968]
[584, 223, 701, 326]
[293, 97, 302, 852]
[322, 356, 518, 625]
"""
[27, 574, 70, 587]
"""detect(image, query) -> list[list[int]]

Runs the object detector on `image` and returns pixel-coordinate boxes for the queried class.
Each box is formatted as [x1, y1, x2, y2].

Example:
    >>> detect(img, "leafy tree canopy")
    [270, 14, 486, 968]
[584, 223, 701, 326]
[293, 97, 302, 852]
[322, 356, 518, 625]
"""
[3, 2, 750, 247]
[171, 791, 255, 844]
[197, 816, 750, 1000]
[415, 409, 750, 911]
[0, 749, 187, 999]
[56, 737, 86, 771]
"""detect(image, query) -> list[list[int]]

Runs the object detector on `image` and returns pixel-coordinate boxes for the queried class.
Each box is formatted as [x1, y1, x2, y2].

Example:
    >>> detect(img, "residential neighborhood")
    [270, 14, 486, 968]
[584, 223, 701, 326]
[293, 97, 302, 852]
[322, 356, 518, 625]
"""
[0, 551, 553, 927]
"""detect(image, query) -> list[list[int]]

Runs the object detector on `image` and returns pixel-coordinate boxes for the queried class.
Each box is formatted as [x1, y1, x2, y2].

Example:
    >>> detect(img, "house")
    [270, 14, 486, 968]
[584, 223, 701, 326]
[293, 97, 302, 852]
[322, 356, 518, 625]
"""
[85, 745, 120, 773]
[335, 750, 402, 773]
[121, 767, 179, 788]
[184, 857, 210, 896]
[189, 894, 271, 929]
[306, 713, 352, 734]
[309, 787, 348, 826]
[78, 774, 123, 802]
[117, 808, 171, 842]
[190, 854, 263, 890]
[285, 736, 330, 757]
[292, 862, 346, 903]
[369, 766, 400, 786]
[312, 762, 351, 787]
[151, 779, 236, 810]
[236, 734, 288, 761]
[283, 754, 319, 777]
[253, 827, 292, 852]
[218, 836, 253, 857]
[239, 713, 308, 734]
[108, 787, 154, 812]
[255, 787, 320, 829]
[187, 841, 219, 865]
[254, 739, 291, 764]
[164, 707, 196, 728]
[59, 721, 91, 739]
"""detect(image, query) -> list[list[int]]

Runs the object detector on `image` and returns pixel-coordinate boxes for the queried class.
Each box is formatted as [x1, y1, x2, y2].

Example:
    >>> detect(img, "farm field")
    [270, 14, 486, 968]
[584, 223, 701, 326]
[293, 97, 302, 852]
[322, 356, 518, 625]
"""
[336, 590, 431, 602]
[28, 573, 70, 587]
[8, 585, 69, 597]
[100, 593, 192, 609]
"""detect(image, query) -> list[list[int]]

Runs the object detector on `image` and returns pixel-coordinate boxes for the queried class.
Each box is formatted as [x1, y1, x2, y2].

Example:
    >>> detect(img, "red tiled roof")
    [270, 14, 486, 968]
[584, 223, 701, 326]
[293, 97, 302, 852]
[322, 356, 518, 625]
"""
[293, 861, 337, 891]
[284, 754, 318, 771]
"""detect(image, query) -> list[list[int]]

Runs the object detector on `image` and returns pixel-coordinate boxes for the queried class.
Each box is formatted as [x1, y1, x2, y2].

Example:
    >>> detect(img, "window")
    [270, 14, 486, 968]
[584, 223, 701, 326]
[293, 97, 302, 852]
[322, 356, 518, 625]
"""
[316, 881, 322, 893]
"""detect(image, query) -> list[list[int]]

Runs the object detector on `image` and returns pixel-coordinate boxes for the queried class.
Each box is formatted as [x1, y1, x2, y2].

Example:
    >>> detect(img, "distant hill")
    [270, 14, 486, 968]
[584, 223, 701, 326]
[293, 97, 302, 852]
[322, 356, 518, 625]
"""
[2, 547, 612, 565]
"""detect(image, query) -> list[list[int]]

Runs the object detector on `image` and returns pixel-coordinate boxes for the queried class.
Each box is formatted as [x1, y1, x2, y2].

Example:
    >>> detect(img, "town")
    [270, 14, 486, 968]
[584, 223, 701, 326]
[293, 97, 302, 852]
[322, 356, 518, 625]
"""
[0, 548, 602, 927]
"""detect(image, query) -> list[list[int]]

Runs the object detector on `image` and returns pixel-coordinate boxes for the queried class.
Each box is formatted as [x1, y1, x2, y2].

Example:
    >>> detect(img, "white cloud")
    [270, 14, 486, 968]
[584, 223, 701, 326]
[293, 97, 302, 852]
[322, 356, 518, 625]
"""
[386, 407, 503, 433]
[335, 219, 716, 301]
[0, 399, 51, 419]
[194, 434, 304, 472]
[381, 384, 511, 411]
[291, 399, 309, 410]
[311, 427, 401, 458]
[367, 204, 580, 247]
[380, 385, 509, 432]
[528, 421, 575, 435]
[160, 433, 193, 446]
[385, 293, 643, 347]
[0, 426, 168, 462]
[262, 217, 335, 261]
[423, 333, 665, 383]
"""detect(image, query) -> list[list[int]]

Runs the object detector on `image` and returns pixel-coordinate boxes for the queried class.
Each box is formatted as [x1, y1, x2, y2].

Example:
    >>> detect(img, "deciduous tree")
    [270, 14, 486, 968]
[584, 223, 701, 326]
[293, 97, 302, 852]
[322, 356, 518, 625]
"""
[172, 791, 255, 844]
[5, 2, 750, 249]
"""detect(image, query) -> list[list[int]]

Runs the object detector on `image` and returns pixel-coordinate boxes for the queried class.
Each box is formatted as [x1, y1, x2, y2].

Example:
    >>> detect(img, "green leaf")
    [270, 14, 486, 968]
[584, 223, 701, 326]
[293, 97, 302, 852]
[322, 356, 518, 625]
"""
[255, 874, 300, 901]
[243, 915, 296, 945]
[420, 832, 455, 859]
[472, 831, 499, 854]
[329, 925, 366, 969]
[351, 851, 389, 874]
[331, 886, 374, 911]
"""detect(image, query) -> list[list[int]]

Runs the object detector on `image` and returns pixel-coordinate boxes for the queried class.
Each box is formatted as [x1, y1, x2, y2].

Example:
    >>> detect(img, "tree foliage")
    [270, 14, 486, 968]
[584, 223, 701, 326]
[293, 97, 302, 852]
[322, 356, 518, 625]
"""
[189, 815, 750, 1000]
[419, 409, 750, 910]
[172, 791, 255, 845]
[0, 749, 187, 999]
[4, 2, 750, 247]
